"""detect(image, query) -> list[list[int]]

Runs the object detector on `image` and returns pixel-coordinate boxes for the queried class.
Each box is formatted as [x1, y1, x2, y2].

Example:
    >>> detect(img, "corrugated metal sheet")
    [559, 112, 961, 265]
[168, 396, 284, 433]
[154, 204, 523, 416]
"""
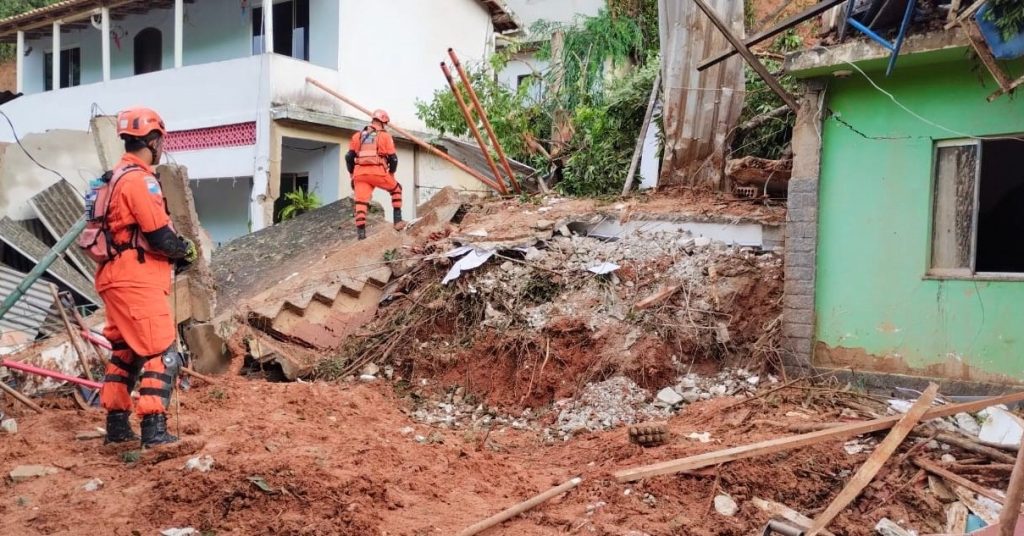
[658, 0, 746, 189]
[29, 180, 97, 281]
[0, 265, 55, 340]
[0, 217, 99, 304]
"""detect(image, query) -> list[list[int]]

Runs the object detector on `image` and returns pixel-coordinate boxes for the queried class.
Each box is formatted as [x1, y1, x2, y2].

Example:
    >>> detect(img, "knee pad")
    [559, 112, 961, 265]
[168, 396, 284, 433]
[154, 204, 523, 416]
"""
[140, 347, 184, 410]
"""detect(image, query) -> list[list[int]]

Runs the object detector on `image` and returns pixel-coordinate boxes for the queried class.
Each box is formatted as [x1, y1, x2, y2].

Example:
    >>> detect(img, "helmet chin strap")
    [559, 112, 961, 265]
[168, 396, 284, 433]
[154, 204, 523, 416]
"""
[146, 139, 162, 166]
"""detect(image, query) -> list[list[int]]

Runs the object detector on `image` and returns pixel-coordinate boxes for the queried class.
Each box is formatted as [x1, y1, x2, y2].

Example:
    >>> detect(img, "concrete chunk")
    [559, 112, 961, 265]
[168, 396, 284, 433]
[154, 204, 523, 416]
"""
[9, 465, 59, 482]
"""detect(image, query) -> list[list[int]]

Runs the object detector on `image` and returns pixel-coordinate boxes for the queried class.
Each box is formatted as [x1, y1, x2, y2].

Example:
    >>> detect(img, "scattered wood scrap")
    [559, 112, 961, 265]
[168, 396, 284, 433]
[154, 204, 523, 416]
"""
[455, 477, 582, 536]
[914, 458, 1007, 504]
[615, 390, 1024, 482]
[805, 384, 939, 535]
[634, 285, 680, 310]
[726, 156, 792, 197]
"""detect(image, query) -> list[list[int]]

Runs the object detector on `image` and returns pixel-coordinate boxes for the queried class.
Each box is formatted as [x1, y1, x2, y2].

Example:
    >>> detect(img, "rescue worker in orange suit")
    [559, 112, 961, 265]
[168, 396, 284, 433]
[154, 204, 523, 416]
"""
[345, 109, 404, 240]
[97, 107, 197, 447]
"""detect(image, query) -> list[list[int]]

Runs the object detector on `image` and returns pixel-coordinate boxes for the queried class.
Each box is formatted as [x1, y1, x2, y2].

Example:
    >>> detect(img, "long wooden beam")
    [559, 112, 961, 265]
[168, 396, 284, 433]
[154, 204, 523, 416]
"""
[805, 384, 938, 535]
[614, 389, 1024, 482]
[691, 0, 800, 112]
[698, 0, 849, 71]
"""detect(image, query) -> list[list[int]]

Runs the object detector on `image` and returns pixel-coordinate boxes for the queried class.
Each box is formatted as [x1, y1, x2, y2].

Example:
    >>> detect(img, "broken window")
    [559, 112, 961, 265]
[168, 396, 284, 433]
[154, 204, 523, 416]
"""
[252, 0, 310, 61]
[930, 138, 1024, 276]
[43, 48, 80, 91]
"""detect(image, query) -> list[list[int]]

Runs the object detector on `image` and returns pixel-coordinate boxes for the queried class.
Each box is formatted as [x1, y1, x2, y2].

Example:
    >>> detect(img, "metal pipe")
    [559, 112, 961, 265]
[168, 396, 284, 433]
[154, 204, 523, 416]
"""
[2, 359, 103, 390]
[0, 217, 88, 323]
[305, 78, 507, 195]
[447, 48, 522, 194]
[441, 62, 506, 192]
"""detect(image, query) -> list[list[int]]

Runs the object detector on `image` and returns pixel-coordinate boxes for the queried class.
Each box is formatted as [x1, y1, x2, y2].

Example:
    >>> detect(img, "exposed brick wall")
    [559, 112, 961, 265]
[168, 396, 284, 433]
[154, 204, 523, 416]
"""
[0, 61, 15, 93]
[781, 83, 825, 368]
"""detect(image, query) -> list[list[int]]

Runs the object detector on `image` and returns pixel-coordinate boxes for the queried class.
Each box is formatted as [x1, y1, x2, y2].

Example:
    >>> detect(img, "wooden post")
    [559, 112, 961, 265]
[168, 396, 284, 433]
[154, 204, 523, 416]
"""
[441, 62, 506, 193]
[15, 31, 24, 94]
[622, 70, 661, 196]
[998, 415, 1024, 536]
[0, 381, 44, 413]
[805, 384, 938, 535]
[49, 284, 95, 383]
[456, 477, 582, 536]
[692, 0, 800, 112]
[51, 22, 61, 91]
[448, 48, 521, 193]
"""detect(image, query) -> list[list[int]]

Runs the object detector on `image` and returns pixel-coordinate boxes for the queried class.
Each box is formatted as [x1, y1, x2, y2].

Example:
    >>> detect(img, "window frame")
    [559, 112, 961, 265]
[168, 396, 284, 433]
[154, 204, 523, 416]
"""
[251, 0, 310, 62]
[43, 46, 82, 91]
[926, 137, 1024, 281]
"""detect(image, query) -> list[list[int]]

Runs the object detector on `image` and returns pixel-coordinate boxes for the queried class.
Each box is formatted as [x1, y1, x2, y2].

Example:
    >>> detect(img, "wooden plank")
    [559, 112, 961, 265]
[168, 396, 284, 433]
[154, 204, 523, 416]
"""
[806, 384, 939, 536]
[455, 477, 582, 536]
[932, 431, 1017, 464]
[998, 413, 1024, 536]
[0, 381, 43, 413]
[945, 0, 986, 30]
[953, 485, 1000, 525]
[634, 284, 680, 310]
[614, 389, 1024, 482]
[914, 458, 1007, 504]
[692, 0, 799, 112]
[945, 502, 968, 533]
[965, 21, 1013, 90]
[699, 0, 850, 70]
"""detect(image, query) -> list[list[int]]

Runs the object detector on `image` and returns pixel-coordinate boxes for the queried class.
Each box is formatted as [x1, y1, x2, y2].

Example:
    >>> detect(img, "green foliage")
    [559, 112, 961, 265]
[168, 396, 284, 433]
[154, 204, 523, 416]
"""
[277, 188, 321, 221]
[559, 60, 659, 196]
[0, 1, 61, 62]
[985, 0, 1024, 42]
[731, 33, 802, 160]
[417, 2, 661, 198]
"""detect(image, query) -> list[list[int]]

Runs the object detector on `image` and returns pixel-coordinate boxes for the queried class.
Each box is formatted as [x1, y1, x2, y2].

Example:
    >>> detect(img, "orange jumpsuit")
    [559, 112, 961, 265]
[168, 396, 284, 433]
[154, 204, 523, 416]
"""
[349, 127, 401, 227]
[96, 153, 177, 416]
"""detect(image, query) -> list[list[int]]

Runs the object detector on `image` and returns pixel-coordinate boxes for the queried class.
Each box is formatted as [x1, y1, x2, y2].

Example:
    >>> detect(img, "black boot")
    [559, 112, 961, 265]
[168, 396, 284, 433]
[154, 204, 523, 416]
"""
[393, 208, 403, 224]
[357, 226, 366, 240]
[140, 414, 178, 447]
[105, 410, 138, 444]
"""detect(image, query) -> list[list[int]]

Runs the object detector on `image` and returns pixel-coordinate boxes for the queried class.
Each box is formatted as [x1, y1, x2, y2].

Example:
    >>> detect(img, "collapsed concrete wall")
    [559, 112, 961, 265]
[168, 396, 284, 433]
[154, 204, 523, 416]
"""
[0, 130, 103, 220]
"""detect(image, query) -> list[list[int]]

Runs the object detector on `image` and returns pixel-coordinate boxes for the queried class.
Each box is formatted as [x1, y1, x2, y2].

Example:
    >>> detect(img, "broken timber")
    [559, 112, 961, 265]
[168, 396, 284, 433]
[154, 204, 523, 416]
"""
[913, 458, 1007, 504]
[614, 389, 1024, 482]
[691, 0, 799, 112]
[805, 384, 938, 535]
[455, 477, 582, 536]
[999, 413, 1024, 536]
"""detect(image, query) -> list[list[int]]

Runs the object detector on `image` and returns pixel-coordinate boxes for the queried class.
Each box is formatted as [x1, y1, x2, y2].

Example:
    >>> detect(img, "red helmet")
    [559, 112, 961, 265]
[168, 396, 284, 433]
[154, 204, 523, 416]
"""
[117, 107, 166, 138]
[371, 109, 390, 125]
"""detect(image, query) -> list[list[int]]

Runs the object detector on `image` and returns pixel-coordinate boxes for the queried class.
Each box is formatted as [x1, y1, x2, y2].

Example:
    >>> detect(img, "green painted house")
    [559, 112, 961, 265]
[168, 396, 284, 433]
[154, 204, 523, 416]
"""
[781, 29, 1024, 391]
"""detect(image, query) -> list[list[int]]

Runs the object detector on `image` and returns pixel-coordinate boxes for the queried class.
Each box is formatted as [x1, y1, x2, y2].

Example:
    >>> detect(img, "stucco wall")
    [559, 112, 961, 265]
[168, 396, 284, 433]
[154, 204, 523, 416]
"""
[190, 177, 252, 246]
[813, 56, 1024, 383]
[503, 0, 605, 29]
[0, 130, 101, 220]
[338, 0, 495, 129]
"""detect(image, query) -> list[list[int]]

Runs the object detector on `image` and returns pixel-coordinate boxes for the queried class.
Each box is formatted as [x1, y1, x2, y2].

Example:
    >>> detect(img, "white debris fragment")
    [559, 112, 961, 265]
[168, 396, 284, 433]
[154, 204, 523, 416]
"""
[586, 262, 620, 275]
[687, 432, 712, 443]
[359, 374, 377, 382]
[655, 387, 684, 407]
[465, 229, 489, 237]
[979, 406, 1023, 449]
[82, 478, 103, 492]
[746, 375, 760, 386]
[952, 412, 982, 437]
[844, 440, 872, 455]
[361, 363, 380, 376]
[183, 455, 214, 473]
[160, 529, 198, 536]
[874, 518, 916, 536]
[714, 494, 739, 517]
[889, 399, 914, 414]
[1, 418, 17, 434]
[694, 237, 712, 248]
[443, 248, 495, 284]
[399, 426, 415, 435]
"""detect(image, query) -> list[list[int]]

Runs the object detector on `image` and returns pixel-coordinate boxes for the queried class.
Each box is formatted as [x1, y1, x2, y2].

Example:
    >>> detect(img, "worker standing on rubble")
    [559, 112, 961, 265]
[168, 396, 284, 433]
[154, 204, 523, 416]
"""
[94, 107, 197, 447]
[345, 109, 404, 240]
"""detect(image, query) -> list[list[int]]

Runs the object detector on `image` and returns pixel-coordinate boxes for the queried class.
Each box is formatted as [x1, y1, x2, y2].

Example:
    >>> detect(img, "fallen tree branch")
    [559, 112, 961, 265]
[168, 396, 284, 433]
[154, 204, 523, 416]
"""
[913, 458, 1007, 504]
[927, 431, 1018, 464]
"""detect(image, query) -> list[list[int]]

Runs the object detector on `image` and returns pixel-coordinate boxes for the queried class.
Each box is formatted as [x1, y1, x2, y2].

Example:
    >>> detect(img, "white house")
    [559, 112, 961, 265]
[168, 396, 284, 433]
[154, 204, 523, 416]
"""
[496, 0, 604, 98]
[0, 0, 519, 246]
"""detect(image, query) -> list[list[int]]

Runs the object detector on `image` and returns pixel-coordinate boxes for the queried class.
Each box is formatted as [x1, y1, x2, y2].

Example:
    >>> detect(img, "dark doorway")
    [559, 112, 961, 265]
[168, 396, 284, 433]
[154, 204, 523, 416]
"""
[134, 28, 163, 75]
[975, 139, 1024, 273]
[252, 0, 310, 61]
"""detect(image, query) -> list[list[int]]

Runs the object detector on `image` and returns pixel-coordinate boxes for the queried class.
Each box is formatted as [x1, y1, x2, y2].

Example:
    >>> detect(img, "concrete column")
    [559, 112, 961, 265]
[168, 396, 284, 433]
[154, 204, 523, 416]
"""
[15, 31, 24, 94]
[101, 8, 110, 81]
[262, 0, 274, 54]
[51, 22, 60, 91]
[174, 0, 184, 68]
[781, 81, 827, 371]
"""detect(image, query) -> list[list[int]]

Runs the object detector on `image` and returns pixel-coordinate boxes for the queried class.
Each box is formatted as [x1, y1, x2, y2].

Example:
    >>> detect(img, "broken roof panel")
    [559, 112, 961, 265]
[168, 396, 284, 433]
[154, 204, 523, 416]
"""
[0, 217, 99, 305]
[29, 180, 96, 281]
[0, 264, 56, 341]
